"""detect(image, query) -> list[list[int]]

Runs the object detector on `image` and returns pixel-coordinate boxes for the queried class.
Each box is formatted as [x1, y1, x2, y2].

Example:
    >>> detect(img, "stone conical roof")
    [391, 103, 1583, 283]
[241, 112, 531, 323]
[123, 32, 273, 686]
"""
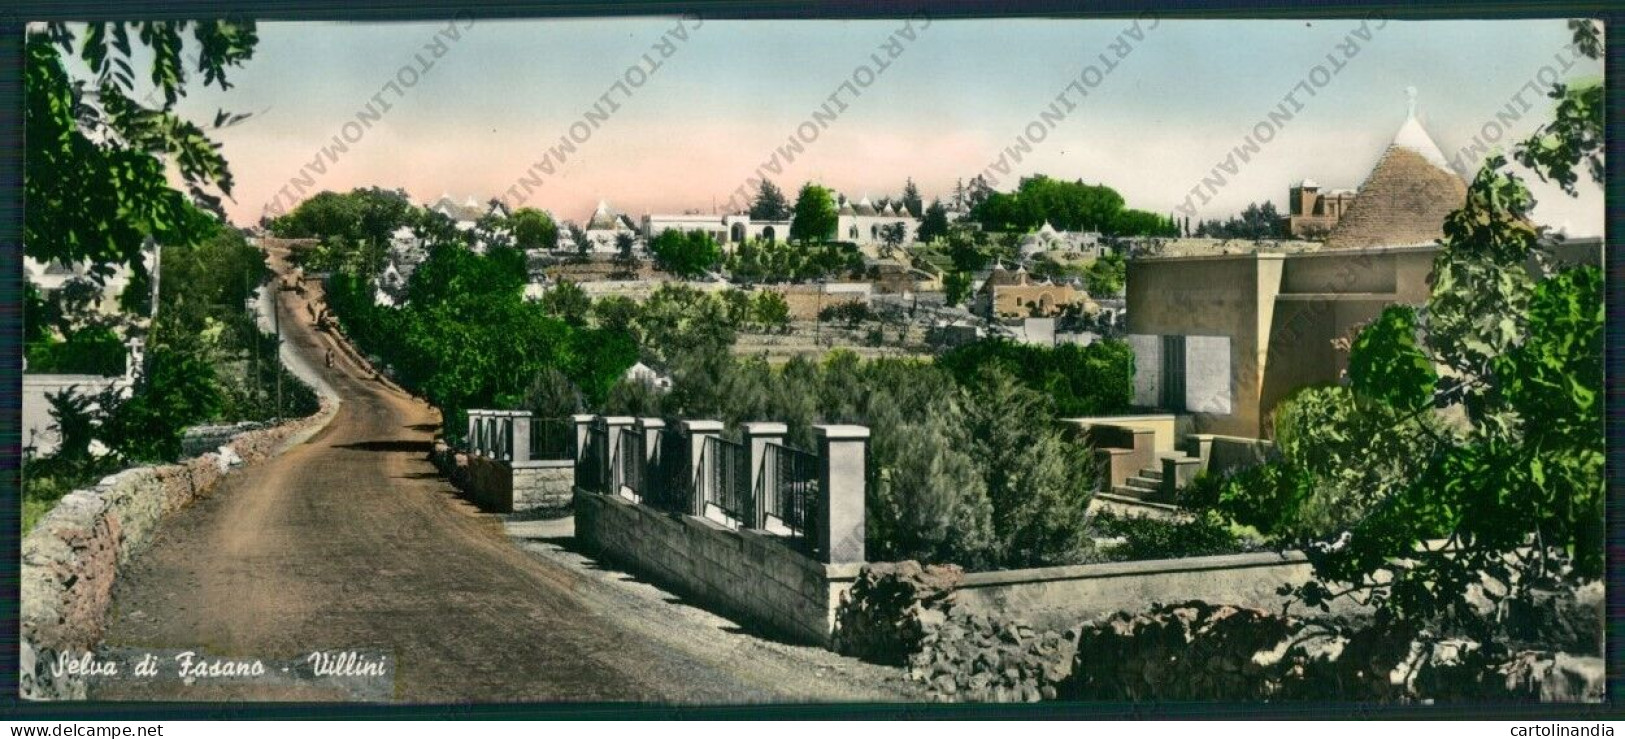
[1324, 110, 1466, 249]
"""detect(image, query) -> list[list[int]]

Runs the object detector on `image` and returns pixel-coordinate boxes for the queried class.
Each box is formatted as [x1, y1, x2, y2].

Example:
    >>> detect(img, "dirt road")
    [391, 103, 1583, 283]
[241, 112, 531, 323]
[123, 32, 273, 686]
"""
[92, 248, 913, 703]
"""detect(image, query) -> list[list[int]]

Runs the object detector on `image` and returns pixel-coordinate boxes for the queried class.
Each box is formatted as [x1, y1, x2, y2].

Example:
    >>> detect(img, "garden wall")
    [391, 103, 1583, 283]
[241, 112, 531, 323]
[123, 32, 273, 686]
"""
[574, 488, 861, 645]
[19, 396, 339, 701]
[428, 442, 573, 514]
[951, 550, 1362, 632]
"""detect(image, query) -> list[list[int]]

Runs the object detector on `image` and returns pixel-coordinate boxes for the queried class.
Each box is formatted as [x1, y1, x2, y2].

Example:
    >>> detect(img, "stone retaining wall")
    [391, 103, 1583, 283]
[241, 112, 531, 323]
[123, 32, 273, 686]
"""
[952, 550, 1364, 632]
[429, 442, 572, 513]
[19, 397, 339, 701]
[179, 421, 269, 457]
[574, 488, 860, 645]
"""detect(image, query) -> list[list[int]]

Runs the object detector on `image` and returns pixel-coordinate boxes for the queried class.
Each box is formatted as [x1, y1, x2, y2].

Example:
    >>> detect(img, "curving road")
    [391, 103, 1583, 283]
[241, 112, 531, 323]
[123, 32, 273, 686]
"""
[91, 246, 912, 703]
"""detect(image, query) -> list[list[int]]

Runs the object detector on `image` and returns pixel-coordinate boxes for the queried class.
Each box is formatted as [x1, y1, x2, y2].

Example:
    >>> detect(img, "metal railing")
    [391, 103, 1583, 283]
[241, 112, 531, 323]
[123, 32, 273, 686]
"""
[761, 442, 819, 549]
[615, 427, 644, 498]
[644, 428, 690, 514]
[704, 436, 750, 524]
[529, 417, 576, 461]
[576, 423, 608, 493]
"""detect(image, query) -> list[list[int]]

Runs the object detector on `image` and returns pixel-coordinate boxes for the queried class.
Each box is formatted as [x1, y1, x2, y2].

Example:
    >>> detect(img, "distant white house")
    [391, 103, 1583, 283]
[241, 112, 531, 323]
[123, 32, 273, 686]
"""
[1018, 221, 1105, 260]
[23, 240, 158, 457]
[584, 200, 641, 253]
[622, 361, 672, 391]
[836, 195, 917, 246]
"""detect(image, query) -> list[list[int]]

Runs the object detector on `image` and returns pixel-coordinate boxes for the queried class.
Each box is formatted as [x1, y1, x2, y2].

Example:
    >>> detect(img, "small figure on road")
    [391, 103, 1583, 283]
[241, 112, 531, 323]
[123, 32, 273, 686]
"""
[325, 348, 335, 369]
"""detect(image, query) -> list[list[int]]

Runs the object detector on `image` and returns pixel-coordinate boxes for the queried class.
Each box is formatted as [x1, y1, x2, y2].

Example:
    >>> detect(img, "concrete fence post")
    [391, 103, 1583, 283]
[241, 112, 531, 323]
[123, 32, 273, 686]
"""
[814, 424, 869, 564]
[571, 414, 597, 491]
[571, 414, 596, 465]
[741, 422, 787, 529]
[679, 419, 724, 517]
[466, 410, 481, 455]
[598, 416, 635, 496]
[1185, 433, 1215, 472]
[511, 411, 533, 463]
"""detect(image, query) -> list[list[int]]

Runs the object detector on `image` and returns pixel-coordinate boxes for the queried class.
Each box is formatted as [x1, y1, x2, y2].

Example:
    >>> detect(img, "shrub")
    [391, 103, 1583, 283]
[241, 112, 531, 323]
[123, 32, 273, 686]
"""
[24, 329, 126, 376]
[1090, 510, 1259, 562]
[818, 301, 873, 327]
[937, 338, 1134, 417]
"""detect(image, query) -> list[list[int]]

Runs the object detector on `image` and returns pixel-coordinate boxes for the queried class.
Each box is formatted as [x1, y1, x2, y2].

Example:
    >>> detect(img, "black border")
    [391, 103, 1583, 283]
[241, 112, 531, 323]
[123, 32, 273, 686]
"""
[1, 0, 1620, 720]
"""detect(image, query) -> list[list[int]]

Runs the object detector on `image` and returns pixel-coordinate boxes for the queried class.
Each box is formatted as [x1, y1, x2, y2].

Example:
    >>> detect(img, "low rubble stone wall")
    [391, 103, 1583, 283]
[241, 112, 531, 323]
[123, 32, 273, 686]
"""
[20, 397, 338, 701]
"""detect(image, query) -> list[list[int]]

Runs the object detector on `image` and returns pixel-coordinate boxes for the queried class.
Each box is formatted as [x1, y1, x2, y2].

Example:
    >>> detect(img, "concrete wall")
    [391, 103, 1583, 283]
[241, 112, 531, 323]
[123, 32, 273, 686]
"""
[1128, 245, 1438, 438]
[20, 397, 339, 701]
[21, 375, 127, 457]
[430, 443, 573, 513]
[1193, 434, 1277, 477]
[953, 550, 1361, 632]
[765, 283, 870, 321]
[1067, 414, 1182, 454]
[575, 489, 860, 646]
[1127, 253, 1277, 438]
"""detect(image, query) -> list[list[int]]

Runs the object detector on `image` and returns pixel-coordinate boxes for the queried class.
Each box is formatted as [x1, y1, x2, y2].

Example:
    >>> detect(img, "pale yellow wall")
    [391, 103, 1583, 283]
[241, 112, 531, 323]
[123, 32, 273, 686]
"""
[1127, 254, 1276, 438]
[1067, 415, 1178, 453]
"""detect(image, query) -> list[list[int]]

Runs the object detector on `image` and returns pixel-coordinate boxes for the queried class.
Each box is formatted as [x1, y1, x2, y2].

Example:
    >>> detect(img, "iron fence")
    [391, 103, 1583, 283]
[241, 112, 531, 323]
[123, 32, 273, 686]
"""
[643, 428, 691, 514]
[576, 424, 608, 493]
[529, 417, 576, 461]
[704, 435, 750, 524]
[761, 442, 819, 550]
[616, 427, 644, 498]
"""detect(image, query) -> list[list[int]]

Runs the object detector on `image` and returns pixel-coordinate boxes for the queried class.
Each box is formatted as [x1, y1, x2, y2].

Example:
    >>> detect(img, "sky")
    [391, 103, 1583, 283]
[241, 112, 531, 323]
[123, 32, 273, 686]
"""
[129, 16, 1603, 234]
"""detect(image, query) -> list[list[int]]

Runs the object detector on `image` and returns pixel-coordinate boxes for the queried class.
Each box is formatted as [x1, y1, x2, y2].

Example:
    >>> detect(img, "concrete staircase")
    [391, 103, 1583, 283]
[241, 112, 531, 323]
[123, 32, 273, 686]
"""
[1097, 456, 1182, 513]
[1113, 464, 1165, 501]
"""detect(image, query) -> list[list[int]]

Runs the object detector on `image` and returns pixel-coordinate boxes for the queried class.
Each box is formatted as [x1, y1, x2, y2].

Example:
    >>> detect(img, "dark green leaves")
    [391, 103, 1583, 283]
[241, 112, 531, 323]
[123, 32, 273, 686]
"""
[1348, 305, 1437, 411]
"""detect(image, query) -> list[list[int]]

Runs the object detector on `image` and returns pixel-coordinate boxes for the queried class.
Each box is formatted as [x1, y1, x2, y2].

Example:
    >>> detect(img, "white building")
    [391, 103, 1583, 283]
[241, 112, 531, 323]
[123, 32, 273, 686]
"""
[585, 200, 641, 253]
[836, 196, 918, 246]
[642, 213, 789, 247]
[1017, 221, 1105, 259]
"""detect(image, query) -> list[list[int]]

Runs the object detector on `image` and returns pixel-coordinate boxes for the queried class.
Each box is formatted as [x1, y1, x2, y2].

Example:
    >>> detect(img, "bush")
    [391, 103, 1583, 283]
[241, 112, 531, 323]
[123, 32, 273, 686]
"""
[818, 301, 873, 327]
[937, 338, 1134, 417]
[1090, 510, 1260, 562]
[24, 329, 126, 376]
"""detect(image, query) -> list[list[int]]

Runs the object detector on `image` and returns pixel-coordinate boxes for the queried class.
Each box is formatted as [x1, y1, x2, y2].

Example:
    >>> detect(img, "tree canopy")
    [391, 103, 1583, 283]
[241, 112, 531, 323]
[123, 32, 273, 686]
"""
[968, 175, 1177, 237]
[649, 229, 721, 278]
[749, 179, 792, 221]
[26, 22, 258, 282]
[790, 183, 838, 243]
[510, 207, 560, 251]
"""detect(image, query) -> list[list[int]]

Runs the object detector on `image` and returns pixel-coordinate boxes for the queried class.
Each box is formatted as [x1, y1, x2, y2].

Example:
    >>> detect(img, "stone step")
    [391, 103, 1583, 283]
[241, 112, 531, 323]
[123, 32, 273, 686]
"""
[1092, 492, 1186, 519]
[1123, 476, 1161, 492]
[1139, 468, 1164, 481]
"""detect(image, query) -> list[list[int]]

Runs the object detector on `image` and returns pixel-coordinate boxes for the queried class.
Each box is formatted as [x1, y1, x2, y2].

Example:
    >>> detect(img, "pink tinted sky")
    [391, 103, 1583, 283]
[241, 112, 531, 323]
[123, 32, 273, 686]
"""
[150, 18, 1602, 233]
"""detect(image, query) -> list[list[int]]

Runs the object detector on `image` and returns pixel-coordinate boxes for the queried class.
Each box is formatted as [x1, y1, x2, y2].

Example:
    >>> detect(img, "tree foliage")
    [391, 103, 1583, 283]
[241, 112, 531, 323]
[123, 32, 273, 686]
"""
[916, 199, 950, 244]
[720, 238, 865, 284]
[26, 22, 258, 280]
[936, 338, 1135, 417]
[1083, 251, 1126, 297]
[1193, 201, 1284, 240]
[659, 351, 1096, 569]
[1513, 20, 1603, 196]
[510, 207, 560, 251]
[969, 175, 1177, 237]
[749, 179, 792, 221]
[790, 183, 838, 243]
[649, 229, 721, 278]
[1276, 163, 1602, 629]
